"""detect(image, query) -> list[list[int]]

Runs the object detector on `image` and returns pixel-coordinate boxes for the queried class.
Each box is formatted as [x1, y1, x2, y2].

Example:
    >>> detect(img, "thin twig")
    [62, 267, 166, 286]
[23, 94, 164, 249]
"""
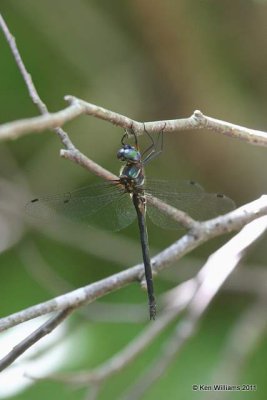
[1, 96, 267, 148]
[0, 104, 85, 141]
[0, 307, 74, 372]
[0, 13, 47, 113]
[0, 12, 75, 149]
[64, 95, 139, 131]
[60, 149, 118, 181]
[65, 96, 267, 147]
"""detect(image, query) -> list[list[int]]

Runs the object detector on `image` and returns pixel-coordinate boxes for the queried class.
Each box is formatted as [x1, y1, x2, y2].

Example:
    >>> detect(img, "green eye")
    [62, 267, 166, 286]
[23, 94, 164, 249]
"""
[117, 145, 141, 162]
[127, 149, 140, 160]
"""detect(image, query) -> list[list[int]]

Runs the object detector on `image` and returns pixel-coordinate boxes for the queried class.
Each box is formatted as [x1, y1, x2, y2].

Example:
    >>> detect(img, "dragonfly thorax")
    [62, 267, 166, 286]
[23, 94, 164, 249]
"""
[119, 163, 145, 188]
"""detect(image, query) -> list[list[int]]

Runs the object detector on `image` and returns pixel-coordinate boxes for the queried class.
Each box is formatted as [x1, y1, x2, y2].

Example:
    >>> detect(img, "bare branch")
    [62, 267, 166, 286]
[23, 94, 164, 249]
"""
[2, 95, 267, 148]
[198, 113, 267, 147]
[0, 307, 73, 372]
[0, 13, 47, 113]
[64, 95, 139, 131]
[60, 149, 118, 181]
[0, 12, 76, 150]
[1, 196, 267, 333]
[67, 95, 267, 150]
[0, 104, 85, 141]
[66, 96, 267, 147]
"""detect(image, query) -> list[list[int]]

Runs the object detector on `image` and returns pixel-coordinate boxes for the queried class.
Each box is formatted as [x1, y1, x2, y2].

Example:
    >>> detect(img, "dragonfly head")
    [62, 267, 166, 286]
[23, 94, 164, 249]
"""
[117, 145, 141, 163]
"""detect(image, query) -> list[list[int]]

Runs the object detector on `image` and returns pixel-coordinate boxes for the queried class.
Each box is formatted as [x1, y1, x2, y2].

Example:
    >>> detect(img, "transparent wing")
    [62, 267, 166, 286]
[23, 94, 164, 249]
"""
[84, 190, 136, 231]
[189, 192, 236, 220]
[25, 182, 136, 231]
[144, 179, 206, 195]
[145, 179, 235, 230]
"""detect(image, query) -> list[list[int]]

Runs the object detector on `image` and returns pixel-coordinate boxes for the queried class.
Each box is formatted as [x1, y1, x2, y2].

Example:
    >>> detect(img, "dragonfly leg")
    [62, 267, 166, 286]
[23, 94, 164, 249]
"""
[142, 122, 166, 164]
[121, 123, 139, 149]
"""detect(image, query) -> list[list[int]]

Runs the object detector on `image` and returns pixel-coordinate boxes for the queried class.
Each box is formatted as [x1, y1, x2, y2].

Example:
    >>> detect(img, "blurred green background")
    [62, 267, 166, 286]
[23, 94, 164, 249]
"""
[0, 1, 267, 399]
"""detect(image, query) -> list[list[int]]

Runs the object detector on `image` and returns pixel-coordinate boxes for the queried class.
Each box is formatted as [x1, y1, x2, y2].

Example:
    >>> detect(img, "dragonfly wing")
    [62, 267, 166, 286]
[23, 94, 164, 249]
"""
[145, 179, 235, 230]
[146, 192, 205, 230]
[147, 203, 181, 230]
[26, 182, 136, 231]
[146, 179, 203, 229]
[84, 191, 136, 231]
[188, 193, 236, 220]
[144, 179, 205, 195]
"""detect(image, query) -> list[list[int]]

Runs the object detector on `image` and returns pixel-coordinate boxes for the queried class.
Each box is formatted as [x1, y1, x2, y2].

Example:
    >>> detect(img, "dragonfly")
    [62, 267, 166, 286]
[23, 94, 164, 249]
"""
[26, 127, 235, 320]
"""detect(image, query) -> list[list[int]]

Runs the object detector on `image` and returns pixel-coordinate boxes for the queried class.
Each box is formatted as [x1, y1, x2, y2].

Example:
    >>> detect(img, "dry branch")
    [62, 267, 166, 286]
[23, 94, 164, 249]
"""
[0, 308, 73, 372]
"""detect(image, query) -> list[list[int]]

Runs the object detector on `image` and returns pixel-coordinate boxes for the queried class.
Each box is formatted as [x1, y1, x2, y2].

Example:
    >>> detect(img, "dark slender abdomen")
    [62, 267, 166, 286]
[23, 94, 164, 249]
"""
[132, 193, 156, 320]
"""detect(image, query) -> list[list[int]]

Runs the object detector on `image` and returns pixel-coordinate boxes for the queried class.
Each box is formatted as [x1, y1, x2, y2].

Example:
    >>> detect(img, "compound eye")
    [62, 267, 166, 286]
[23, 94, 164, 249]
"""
[117, 148, 126, 160]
